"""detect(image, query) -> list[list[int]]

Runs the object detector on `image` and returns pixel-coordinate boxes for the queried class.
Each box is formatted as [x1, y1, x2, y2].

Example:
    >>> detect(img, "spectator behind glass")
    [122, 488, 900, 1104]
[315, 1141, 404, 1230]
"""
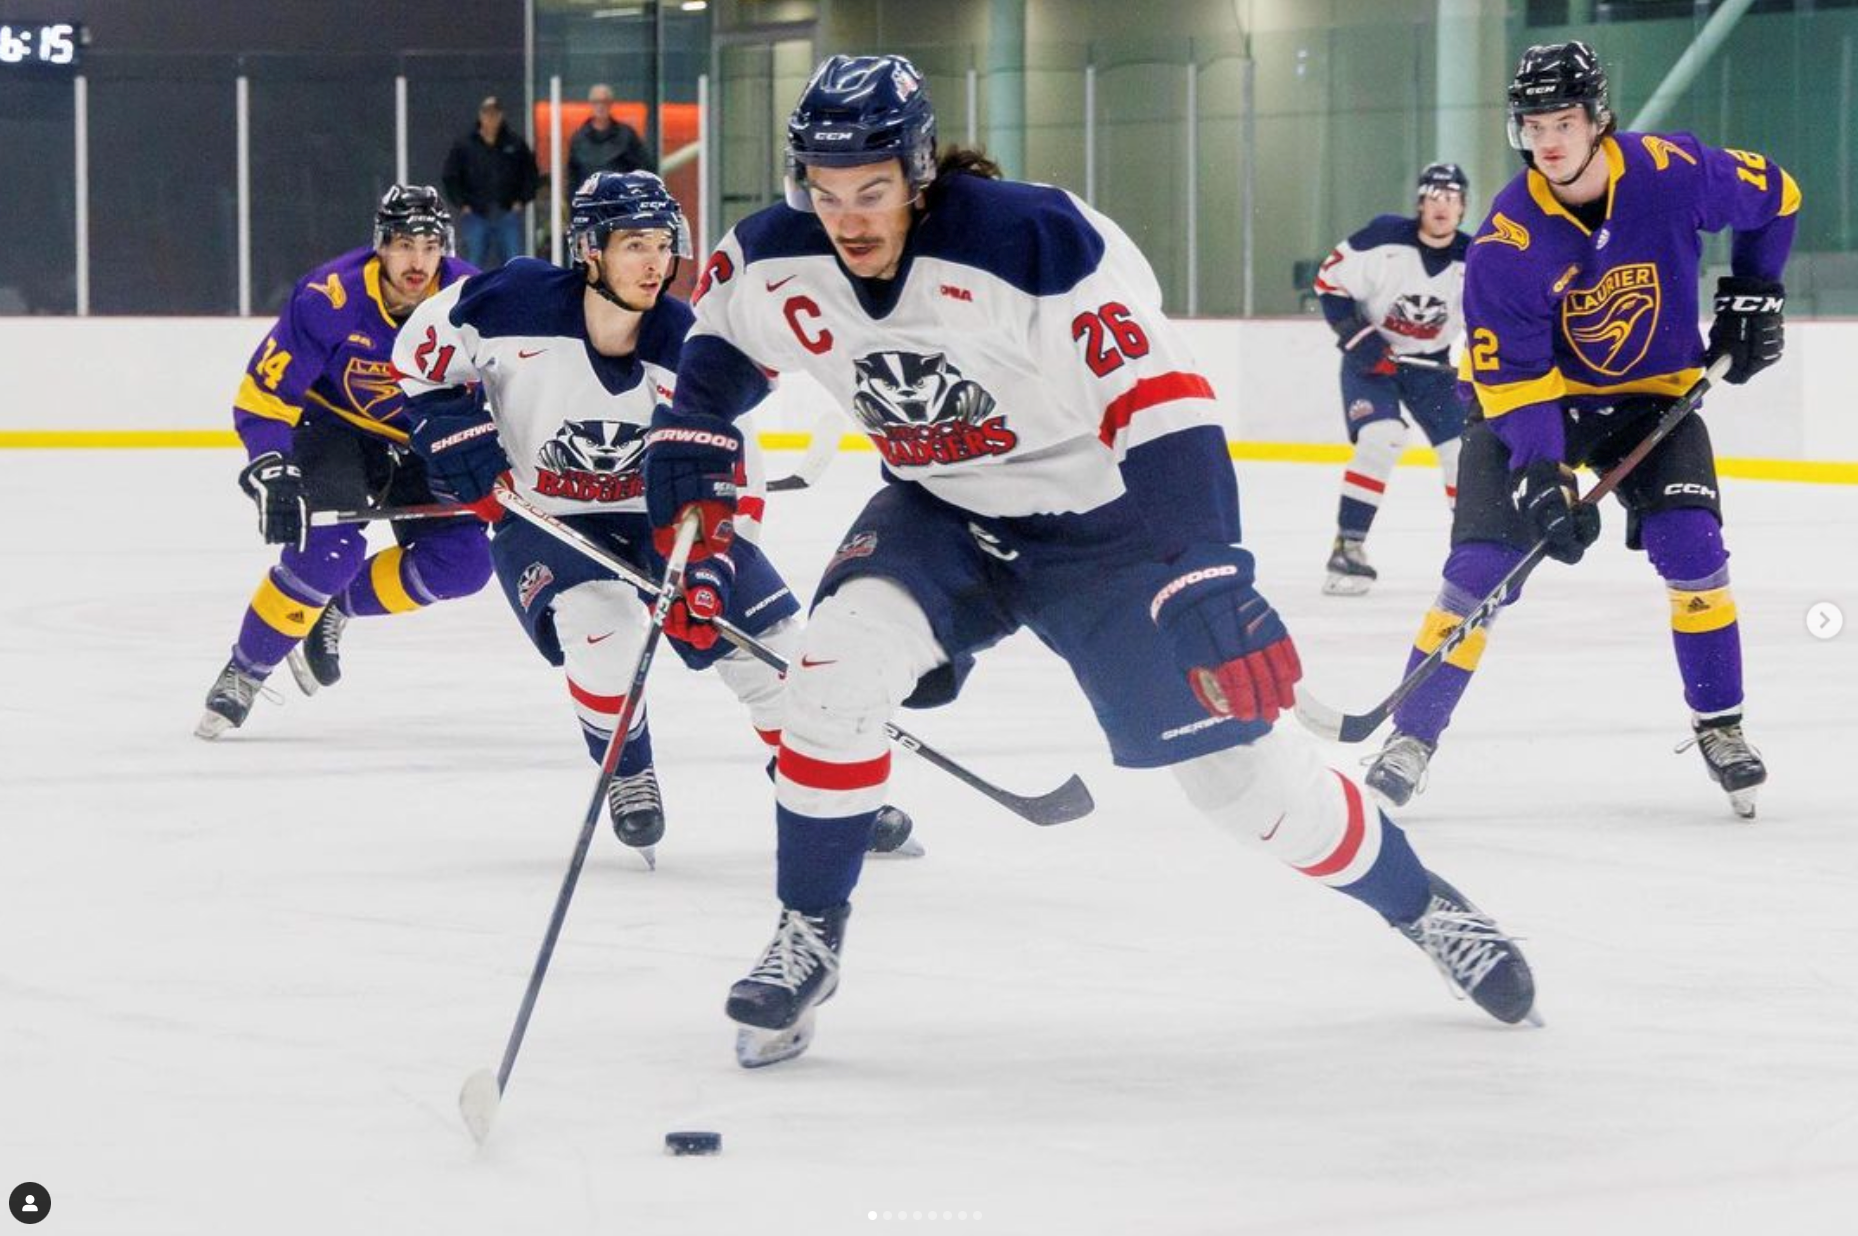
[567, 83, 657, 189]
[442, 96, 539, 269]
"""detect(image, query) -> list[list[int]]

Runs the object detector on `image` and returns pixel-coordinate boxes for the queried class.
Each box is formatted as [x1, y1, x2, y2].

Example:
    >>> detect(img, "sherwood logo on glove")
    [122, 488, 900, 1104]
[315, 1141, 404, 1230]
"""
[1150, 564, 1240, 622]
[430, 421, 501, 451]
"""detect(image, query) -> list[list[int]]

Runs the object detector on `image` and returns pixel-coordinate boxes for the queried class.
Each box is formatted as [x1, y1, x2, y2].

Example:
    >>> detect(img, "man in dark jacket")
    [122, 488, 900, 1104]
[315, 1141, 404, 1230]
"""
[566, 83, 656, 189]
[442, 96, 538, 269]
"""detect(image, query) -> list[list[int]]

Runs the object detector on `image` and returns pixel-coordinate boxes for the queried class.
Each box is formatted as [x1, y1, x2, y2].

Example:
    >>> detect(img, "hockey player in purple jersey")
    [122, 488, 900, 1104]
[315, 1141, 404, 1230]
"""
[1314, 162, 1472, 595]
[643, 55, 1539, 1068]
[195, 186, 492, 739]
[1363, 42, 1796, 818]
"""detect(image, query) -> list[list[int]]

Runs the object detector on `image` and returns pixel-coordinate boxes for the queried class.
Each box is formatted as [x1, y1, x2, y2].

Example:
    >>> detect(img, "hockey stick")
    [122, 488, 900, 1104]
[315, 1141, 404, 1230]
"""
[493, 484, 1095, 826]
[459, 510, 701, 1146]
[1394, 355, 1454, 374]
[309, 501, 476, 527]
[767, 410, 850, 492]
[1295, 355, 1732, 745]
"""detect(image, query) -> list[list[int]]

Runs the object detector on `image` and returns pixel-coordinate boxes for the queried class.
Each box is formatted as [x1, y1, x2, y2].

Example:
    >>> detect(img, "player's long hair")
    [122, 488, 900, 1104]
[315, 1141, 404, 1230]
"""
[935, 145, 1003, 183]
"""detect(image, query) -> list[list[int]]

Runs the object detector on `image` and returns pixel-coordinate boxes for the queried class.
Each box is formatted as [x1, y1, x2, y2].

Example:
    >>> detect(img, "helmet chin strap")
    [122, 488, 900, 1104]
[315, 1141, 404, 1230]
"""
[1544, 135, 1604, 188]
[584, 252, 679, 314]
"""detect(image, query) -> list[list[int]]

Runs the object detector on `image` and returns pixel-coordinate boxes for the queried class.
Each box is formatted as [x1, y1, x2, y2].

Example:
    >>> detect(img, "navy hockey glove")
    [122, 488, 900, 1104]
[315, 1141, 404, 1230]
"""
[1338, 315, 1397, 377]
[1705, 276, 1785, 386]
[643, 406, 740, 560]
[1151, 545, 1304, 724]
[1510, 458, 1601, 565]
[238, 451, 308, 552]
[663, 555, 732, 652]
[407, 391, 509, 507]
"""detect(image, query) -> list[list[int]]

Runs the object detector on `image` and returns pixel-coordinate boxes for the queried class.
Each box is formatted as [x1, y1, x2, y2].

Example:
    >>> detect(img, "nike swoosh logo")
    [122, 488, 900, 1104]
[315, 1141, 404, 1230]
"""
[1258, 813, 1286, 842]
[799, 655, 837, 668]
[518, 348, 547, 359]
[586, 632, 614, 644]
[765, 275, 797, 293]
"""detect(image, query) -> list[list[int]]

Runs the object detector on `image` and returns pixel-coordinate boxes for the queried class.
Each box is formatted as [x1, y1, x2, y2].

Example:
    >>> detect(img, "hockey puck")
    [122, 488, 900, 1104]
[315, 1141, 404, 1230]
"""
[664, 1130, 722, 1156]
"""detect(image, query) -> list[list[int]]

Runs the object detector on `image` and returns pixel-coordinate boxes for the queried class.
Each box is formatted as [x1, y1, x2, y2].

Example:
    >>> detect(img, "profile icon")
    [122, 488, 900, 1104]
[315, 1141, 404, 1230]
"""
[8, 1181, 50, 1224]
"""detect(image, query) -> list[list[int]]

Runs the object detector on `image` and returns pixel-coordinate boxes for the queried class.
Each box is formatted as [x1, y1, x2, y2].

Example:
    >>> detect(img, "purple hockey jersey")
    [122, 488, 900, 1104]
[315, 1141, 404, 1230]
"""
[231, 246, 476, 459]
[1463, 132, 1799, 427]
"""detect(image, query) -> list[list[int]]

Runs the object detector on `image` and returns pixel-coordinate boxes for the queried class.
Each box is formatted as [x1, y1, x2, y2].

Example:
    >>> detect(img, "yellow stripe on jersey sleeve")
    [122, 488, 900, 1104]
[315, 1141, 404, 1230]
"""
[232, 375, 304, 426]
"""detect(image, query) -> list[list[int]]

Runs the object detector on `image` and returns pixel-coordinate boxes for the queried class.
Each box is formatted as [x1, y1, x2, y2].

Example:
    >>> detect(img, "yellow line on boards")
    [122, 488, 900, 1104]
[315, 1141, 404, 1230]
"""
[4, 430, 1853, 485]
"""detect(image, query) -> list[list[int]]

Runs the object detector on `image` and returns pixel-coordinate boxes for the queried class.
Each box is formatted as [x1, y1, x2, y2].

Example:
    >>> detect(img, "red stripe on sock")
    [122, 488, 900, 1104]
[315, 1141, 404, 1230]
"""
[1342, 470, 1388, 494]
[777, 745, 891, 791]
[567, 679, 624, 714]
[1296, 772, 1368, 878]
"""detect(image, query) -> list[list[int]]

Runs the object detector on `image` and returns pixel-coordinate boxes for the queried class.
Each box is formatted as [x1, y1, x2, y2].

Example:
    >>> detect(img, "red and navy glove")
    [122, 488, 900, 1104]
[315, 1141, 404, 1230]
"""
[663, 556, 732, 650]
[1509, 458, 1601, 565]
[1338, 315, 1397, 377]
[643, 406, 740, 560]
[407, 389, 509, 507]
[1150, 545, 1303, 723]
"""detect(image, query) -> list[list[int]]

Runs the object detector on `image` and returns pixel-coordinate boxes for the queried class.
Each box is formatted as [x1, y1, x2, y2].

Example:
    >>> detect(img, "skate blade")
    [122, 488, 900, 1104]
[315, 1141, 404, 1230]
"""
[1522, 1004, 1546, 1028]
[1322, 574, 1373, 597]
[458, 1067, 502, 1145]
[631, 845, 658, 871]
[735, 1011, 816, 1069]
[868, 836, 926, 860]
[193, 711, 234, 740]
[284, 648, 321, 697]
[1729, 789, 1758, 820]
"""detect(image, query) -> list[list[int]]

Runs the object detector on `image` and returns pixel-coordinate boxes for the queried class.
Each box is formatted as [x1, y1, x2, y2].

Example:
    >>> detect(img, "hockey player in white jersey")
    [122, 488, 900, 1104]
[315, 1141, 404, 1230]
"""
[641, 55, 1539, 1067]
[394, 171, 915, 863]
[1313, 162, 1473, 594]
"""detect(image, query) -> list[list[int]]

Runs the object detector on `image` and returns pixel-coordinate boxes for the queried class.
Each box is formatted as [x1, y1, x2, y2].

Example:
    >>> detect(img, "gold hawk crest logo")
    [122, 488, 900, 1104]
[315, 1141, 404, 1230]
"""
[308, 273, 348, 310]
[342, 358, 404, 420]
[1475, 212, 1530, 251]
[1561, 262, 1661, 376]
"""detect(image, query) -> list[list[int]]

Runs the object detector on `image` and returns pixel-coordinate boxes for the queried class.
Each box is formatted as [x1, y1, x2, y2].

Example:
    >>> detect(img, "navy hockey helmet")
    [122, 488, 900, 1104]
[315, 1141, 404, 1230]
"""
[1416, 161, 1468, 199]
[568, 170, 692, 263]
[784, 54, 937, 212]
[1506, 41, 1613, 153]
[374, 184, 455, 254]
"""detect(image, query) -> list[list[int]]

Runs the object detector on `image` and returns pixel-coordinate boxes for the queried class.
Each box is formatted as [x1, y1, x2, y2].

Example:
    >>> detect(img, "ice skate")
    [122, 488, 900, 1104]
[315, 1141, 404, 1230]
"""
[1676, 714, 1766, 820]
[194, 658, 273, 740]
[286, 605, 348, 696]
[1323, 535, 1377, 596]
[1394, 872, 1540, 1026]
[728, 903, 847, 1068]
[1364, 731, 1434, 807]
[868, 804, 924, 858]
[607, 764, 666, 867]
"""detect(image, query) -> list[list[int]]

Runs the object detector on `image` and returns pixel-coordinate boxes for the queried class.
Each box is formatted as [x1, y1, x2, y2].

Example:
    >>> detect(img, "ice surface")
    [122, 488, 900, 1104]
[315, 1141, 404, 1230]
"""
[2, 449, 1855, 1235]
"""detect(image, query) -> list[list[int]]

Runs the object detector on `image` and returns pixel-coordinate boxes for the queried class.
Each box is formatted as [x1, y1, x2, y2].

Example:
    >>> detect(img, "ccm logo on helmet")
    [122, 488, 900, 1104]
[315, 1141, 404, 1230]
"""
[812, 130, 854, 142]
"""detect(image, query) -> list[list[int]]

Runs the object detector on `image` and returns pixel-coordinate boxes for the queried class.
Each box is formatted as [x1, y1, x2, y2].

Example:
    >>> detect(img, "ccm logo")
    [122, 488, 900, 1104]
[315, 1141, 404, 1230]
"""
[812, 130, 854, 142]
[1664, 482, 1718, 499]
[1720, 294, 1784, 312]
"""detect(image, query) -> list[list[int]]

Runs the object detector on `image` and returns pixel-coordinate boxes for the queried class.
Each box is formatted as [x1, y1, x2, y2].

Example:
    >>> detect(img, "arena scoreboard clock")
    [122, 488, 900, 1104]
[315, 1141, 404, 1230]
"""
[0, 21, 84, 69]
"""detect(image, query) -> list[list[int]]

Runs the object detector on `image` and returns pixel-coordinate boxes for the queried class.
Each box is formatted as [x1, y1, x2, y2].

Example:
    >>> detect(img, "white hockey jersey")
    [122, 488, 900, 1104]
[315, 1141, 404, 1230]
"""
[1312, 214, 1469, 356]
[394, 259, 764, 530]
[679, 174, 1220, 520]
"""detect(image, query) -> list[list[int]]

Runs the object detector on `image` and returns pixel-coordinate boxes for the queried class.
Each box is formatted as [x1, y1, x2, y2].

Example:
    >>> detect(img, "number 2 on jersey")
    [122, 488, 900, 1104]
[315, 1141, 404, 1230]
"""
[1072, 302, 1151, 377]
[413, 325, 456, 383]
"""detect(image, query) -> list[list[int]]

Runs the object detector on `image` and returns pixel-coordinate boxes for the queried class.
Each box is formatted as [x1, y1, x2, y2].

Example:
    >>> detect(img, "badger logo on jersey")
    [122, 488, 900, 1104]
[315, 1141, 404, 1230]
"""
[851, 350, 1016, 468]
[534, 419, 649, 503]
[1382, 293, 1449, 341]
